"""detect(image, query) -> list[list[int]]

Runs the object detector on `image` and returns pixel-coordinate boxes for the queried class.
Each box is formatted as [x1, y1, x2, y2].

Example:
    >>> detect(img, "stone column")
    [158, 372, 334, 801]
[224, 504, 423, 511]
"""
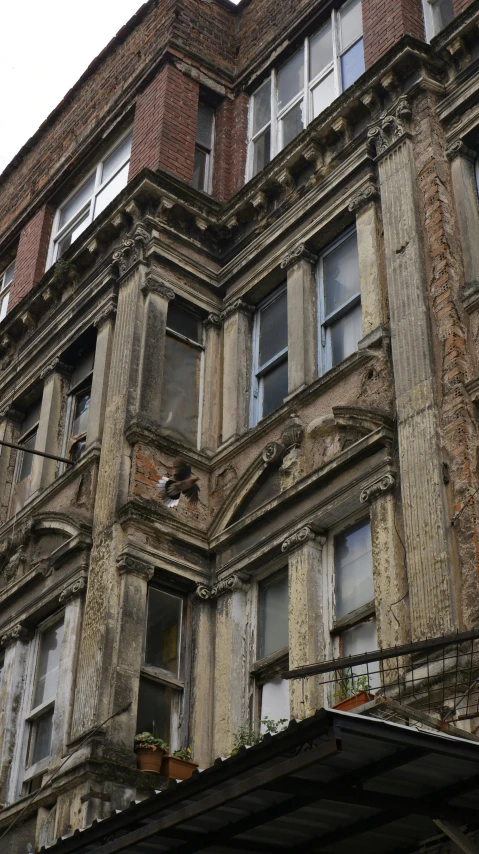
[221, 300, 253, 443]
[86, 304, 116, 448]
[30, 359, 71, 495]
[360, 474, 410, 648]
[200, 313, 222, 452]
[282, 527, 326, 719]
[0, 626, 32, 803]
[349, 185, 387, 339]
[137, 273, 175, 423]
[281, 244, 317, 396]
[189, 591, 215, 768]
[446, 141, 479, 295]
[368, 97, 456, 639]
[0, 406, 22, 522]
[211, 576, 250, 758]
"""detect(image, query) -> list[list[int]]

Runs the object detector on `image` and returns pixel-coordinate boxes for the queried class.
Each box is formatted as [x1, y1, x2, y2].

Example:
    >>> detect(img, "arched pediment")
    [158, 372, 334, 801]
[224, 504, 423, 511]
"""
[32, 511, 90, 540]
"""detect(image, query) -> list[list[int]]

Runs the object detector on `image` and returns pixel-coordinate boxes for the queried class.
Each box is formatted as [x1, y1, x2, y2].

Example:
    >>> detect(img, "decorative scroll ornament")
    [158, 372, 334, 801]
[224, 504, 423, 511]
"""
[348, 185, 379, 213]
[360, 473, 396, 504]
[112, 237, 139, 274]
[204, 313, 222, 329]
[141, 274, 175, 301]
[196, 574, 250, 599]
[445, 140, 475, 162]
[0, 624, 32, 648]
[281, 415, 304, 450]
[220, 299, 254, 323]
[59, 575, 87, 604]
[280, 243, 315, 270]
[281, 526, 317, 553]
[262, 442, 285, 464]
[367, 96, 412, 158]
[40, 357, 71, 381]
[116, 554, 155, 582]
[93, 304, 117, 328]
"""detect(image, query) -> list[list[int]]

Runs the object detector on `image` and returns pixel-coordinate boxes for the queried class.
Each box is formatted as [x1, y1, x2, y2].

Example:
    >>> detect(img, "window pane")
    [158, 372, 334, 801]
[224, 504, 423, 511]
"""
[18, 430, 37, 483]
[262, 359, 288, 418]
[101, 133, 132, 185]
[253, 79, 271, 134]
[193, 147, 208, 191]
[159, 336, 201, 446]
[94, 162, 129, 218]
[323, 231, 360, 316]
[56, 211, 90, 259]
[196, 103, 214, 149]
[167, 304, 202, 342]
[253, 129, 271, 175]
[311, 72, 335, 119]
[145, 588, 182, 677]
[433, 0, 455, 32]
[259, 289, 287, 368]
[310, 20, 333, 80]
[280, 101, 304, 147]
[70, 351, 95, 388]
[71, 389, 91, 437]
[335, 519, 373, 619]
[258, 572, 288, 658]
[0, 292, 9, 322]
[33, 621, 64, 709]
[341, 617, 380, 689]
[136, 677, 173, 743]
[59, 174, 95, 229]
[3, 261, 15, 290]
[330, 303, 362, 366]
[340, 0, 363, 50]
[31, 708, 54, 765]
[278, 49, 304, 111]
[260, 676, 289, 730]
[341, 39, 365, 90]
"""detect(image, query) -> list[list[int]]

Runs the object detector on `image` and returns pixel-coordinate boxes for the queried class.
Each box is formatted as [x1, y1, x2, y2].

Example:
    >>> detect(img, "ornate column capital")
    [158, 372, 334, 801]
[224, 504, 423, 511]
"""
[281, 526, 325, 553]
[348, 184, 379, 213]
[204, 312, 222, 330]
[262, 441, 285, 464]
[445, 140, 476, 163]
[116, 554, 155, 582]
[0, 624, 33, 648]
[93, 303, 117, 328]
[280, 243, 316, 270]
[220, 299, 254, 323]
[141, 273, 175, 301]
[196, 573, 250, 599]
[360, 473, 396, 504]
[367, 96, 412, 159]
[0, 404, 23, 423]
[59, 573, 87, 604]
[40, 357, 72, 381]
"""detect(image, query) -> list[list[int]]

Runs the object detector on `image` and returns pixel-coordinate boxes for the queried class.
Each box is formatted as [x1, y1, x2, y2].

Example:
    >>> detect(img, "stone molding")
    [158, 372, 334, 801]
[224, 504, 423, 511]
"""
[40, 357, 72, 381]
[116, 554, 155, 582]
[348, 184, 379, 213]
[141, 274, 175, 302]
[93, 304, 117, 328]
[360, 473, 396, 504]
[280, 243, 316, 270]
[367, 96, 412, 158]
[59, 574, 87, 604]
[445, 140, 476, 162]
[204, 313, 222, 330]
[196, 573, 250, 600]
[0, 624, 32, 648]
[281, 526, 325, 553]
[220, 299, 254, 323]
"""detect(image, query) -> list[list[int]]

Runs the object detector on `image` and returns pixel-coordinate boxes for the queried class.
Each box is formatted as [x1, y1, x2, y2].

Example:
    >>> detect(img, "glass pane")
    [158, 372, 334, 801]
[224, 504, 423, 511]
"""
[101, 133, 132, 185]
[323, 231, 360, 316]
[71, 389, 91, 437]
[196, 103, 214, 149]
[335, 519, 373, 619]
[3, 261, 15, 290]
[262, 359, 288, 418]
[253, 128, 271, 175]
[33, 621, 64, 709]
[341, 39, 365, 90]
[310, 20, 333, 80]
[253, 79, 271, 134]
[340, 0, 363, 50]
[280, 101, 304, 147]
[136, 677, 173, 743]
[167, 304, 202, 342]
[159, 336, 201, 446]
[56, 211, 90, 259]
[18, 430, 37, 483]
[433, 0, 455, 32]
[0, 291, 9, 322]
[193, 147, 208, 191]
[258, 572, 288, 658]
[258, 289, 287, 367]
[311, 72, 335, 119]
[341, 617, 380, 689]
[70, 351, 95, 388]
[330, 302, 362, 366]
[145, 588, 182, 676]
[59, 174, 95, 229]
[31, 708, 54, 765]
[94, 162, 129, 218]
[260, 677, 289, 730]
[278, 49, 304, 111]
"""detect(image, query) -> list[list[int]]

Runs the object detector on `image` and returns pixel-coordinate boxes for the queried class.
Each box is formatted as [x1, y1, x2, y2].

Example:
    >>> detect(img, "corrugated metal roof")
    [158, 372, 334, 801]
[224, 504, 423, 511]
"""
[41, 710, 479, 854]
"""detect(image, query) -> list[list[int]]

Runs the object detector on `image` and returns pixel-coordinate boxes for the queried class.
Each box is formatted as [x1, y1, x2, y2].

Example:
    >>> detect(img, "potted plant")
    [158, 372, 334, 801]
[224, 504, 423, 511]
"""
[332, 669, 374, 711]
[134, 732, 169, 772]
[230, 717, 288, 756]
[161, 747, 199, 781]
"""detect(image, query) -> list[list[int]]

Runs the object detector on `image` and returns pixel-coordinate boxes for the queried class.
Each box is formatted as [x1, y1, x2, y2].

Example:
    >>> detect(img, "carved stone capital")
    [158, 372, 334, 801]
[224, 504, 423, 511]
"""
[117, 554, 155, 582]
[262, 441, 285, 464]
[0, 624, 33, 648]
[280, 243, 316, 270]
[141, 274, 175, 302]
[367, 96, 412, 158]
[112, 236, 141, 275]
[196, 583, 213, 600]
[348, 185, 379, 213]
[93, 304, 117, 328]
[0, 404, 23, 423]
[445, 140, 476, 163]
[281, 526, 321, 553]
[196, 574, 250, 599]
[220, 299, 254, 322]
[59, 574, 87, 604]
[204, 313, 222, 330]
[360, 473, 396, 503]
[40, 357, 72, 381]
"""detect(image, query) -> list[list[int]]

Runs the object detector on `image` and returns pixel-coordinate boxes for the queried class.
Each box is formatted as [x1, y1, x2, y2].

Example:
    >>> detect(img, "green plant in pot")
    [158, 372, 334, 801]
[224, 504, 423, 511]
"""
[134, 732, 169, 773]
[161, 746, 199, 781]
[230, 717, 288, 757]
[332, 668, 373, 711]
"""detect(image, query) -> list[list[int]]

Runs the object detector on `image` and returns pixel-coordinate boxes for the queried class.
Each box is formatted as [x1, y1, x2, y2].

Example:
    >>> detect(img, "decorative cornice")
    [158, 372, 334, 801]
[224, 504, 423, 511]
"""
[262, 441, 285, 464]
[204, 313, 222, 330]
[348, 185, 379, 213]
[40, 357, 72, 381]
[196, 573, 250, 600]
[360, 473, 396, 503]
[0, 624, 32, 648]
[141, 274, 175, 302]
[445, 140, 476, 162]
[280, 243, 316, 270]
[93, 304, 117, 328]
[220, 299, 254, 322]
[281, 526, 323, 553]
[367, 96, 412, 158]
[116, 554, 155, 582]
[59, 574, 87, 604]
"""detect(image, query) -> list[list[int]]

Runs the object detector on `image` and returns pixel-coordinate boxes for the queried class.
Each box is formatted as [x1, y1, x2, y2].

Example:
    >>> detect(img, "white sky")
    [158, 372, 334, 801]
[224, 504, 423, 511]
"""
[1, 0, 240, 175]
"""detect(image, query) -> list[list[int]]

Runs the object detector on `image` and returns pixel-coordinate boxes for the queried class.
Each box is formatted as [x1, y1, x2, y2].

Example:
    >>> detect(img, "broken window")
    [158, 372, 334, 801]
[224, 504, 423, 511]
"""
[255, 569, 290, 730]
[251, 284, 288, 424]
[10, 401, 41, 515]
[193, 103, 215, 193]
[0, 259, 15, 322]
[159, 304, 204, 448]
[318, 227, 361, 373]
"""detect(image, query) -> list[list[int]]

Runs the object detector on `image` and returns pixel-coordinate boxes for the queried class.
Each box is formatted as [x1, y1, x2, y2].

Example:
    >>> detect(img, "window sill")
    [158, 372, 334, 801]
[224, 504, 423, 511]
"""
[331, 600, 375, 634]
[251, 647, 289, 681]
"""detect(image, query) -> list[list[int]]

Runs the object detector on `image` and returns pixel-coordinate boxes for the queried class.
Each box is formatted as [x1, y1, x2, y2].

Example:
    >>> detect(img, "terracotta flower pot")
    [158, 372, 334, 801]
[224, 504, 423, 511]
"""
[136, 746, 167, 773]
[332, 691, 374, 711]
[161, 755, 199, 781]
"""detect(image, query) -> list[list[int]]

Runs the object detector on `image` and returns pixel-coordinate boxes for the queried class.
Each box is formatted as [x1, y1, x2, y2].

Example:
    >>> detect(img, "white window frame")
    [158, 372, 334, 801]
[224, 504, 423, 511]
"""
[161, 305, 205, 449]
[247, 0, 364, 178]
[193, 104, 215, 194]
[0, 260, 15, 322]
[47, 127, 132, 267]
[250, 283, 288, 426]
[422, 0, 455, 41]
[317, 225, 361, 376]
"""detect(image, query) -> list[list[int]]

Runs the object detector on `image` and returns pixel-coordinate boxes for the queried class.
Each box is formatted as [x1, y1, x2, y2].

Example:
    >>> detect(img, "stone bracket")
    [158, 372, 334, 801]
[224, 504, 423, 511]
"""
[281, 525, 325, 553]
[360, 472, 396, 503]
[117, 554, 155, 582]
[196, 573, 250, 600]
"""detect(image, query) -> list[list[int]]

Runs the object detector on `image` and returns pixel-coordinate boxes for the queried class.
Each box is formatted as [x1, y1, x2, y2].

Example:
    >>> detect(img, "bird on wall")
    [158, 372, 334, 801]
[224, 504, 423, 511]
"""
[157, 457, 200, 508]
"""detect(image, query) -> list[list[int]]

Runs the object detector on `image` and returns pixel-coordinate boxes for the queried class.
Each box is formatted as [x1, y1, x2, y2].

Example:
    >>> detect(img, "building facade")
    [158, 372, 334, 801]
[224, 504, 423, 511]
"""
[1, 0, 479, 849]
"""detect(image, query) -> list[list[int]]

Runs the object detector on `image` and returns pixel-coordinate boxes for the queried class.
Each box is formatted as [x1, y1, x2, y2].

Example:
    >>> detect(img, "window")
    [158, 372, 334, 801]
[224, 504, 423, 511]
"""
[24, 618, 64, 788]
[11, 401, 41, 515]
[65, 350, 94, 463]
[251, 284, 288, 424]
[193, 103, 214, 193]
[159, 304, 204, 447]
[137, 587, 185, 749]
[0, 260, 14, 322]
[49, 130, 132, 263]
[318, 228, 361, 373]
[248, 0, 364, 177]
[253, 570, 290, 730]
[423, 0, 455, 40]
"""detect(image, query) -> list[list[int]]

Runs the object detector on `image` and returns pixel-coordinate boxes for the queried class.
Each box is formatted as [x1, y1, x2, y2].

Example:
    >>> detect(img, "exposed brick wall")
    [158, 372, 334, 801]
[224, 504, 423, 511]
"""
[236, 0, 320, 73]
[9, 204, 55, 311]
[362, 0, 425, 68]
[454, 0, 475, 13]
[212, 94, 249, 201]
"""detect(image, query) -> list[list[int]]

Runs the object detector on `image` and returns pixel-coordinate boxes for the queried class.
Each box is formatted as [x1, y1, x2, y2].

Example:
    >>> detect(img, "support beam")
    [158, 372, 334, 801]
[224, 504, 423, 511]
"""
[433, 820, 479, 854]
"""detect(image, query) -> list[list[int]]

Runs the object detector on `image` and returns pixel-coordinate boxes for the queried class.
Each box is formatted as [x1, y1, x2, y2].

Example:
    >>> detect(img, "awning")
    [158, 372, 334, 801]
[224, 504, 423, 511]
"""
[42, 710, 479, 854]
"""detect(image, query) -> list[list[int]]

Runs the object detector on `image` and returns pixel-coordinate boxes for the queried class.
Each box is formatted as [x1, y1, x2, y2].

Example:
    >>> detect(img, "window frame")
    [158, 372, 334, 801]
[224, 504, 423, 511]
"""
[193, 103, 215, 194]
[61, 352, 95, 468]
[48, 127, 133, 267]
[250, 564, 290, 732]
[160, 304, 205, 449]
[250, 283, 288, 426]
[422, 0, 455, 41]
[0, 260, 15, 322]
[9, 403, 41, 516]
[317, 225, 361, 376]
